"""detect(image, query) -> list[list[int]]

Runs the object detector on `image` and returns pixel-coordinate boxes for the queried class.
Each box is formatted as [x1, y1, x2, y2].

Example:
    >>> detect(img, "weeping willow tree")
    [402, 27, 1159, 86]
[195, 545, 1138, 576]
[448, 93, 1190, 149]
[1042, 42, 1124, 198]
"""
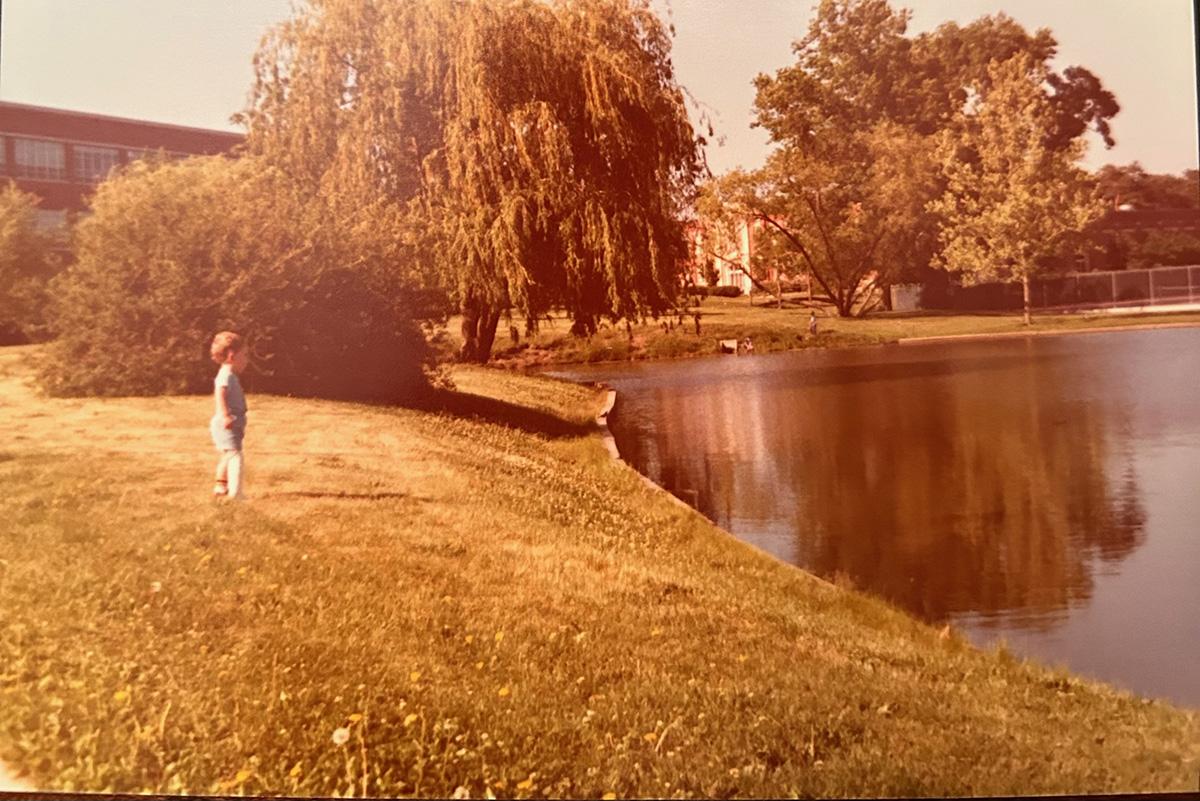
[239, 0, 705, 362]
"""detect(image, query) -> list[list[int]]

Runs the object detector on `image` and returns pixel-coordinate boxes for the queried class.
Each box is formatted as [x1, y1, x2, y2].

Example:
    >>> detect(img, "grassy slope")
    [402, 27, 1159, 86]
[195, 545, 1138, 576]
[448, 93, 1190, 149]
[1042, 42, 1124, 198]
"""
[0, 346, 1197, 798]
[466, 296, 1200, 368]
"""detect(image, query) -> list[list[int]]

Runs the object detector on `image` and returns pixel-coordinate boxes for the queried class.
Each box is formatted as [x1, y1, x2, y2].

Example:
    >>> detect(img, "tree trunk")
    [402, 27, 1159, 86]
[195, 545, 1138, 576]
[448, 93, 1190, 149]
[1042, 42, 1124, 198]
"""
[459, 301, 480, 362]
[1022, 273, 1032, 326]
[459, 296, 502, 363]
[477, 306, 501, 360]
[569, 315, 597, 337]
[836, 290, 855, 317]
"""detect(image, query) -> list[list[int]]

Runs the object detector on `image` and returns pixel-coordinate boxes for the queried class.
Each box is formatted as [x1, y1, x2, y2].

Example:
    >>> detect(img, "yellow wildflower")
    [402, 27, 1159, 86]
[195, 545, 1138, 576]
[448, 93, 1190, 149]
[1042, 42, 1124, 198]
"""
[498, 686, 511, 698]
[410, 670, 422, 683]
[403, 713, 419, 727]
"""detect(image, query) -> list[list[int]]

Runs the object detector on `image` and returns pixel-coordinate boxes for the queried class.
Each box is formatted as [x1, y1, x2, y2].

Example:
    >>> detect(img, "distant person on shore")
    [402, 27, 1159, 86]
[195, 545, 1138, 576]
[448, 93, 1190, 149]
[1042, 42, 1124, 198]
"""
[808, 312, 818, 337]
[210, 331, 249, 500]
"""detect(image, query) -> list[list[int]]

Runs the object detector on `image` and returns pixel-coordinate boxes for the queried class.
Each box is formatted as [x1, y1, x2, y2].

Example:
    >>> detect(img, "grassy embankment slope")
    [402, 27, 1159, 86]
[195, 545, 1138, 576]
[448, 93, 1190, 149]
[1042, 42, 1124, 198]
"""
[1, 346, 1197, 797]
[469, 295, 1200, 367]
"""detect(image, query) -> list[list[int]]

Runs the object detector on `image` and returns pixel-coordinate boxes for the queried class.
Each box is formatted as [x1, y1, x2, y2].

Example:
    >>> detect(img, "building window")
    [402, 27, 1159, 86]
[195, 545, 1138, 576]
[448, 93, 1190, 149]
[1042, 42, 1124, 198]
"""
[34, 209, 69, 230]
[13, 138, 67, 181]
[126, 148, 188, 164]
[126, 147, 157, 163]
[73, 144, 120, 183]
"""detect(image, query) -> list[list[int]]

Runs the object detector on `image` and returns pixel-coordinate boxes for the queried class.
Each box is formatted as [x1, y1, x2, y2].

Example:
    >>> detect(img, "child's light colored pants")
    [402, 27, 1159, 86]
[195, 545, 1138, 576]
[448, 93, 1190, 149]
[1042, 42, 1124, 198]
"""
[226, 450, 244, 499]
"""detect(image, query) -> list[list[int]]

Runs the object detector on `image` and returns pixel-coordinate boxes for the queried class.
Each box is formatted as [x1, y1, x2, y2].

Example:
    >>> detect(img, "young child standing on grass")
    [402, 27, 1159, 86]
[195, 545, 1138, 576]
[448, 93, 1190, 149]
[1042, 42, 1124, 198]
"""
[210, 331, 249, 500]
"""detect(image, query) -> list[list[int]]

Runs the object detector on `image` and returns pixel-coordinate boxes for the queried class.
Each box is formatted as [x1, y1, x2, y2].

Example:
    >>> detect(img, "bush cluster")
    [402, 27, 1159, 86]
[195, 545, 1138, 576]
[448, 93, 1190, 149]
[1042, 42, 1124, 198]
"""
[39, 157, 430, 401]
[0, 181, 62, 344]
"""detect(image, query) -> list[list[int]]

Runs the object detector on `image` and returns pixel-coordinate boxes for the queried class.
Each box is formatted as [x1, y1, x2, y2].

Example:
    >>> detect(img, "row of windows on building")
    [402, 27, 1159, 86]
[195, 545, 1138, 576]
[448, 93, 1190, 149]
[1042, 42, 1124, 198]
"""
[0, 135, 189, 183]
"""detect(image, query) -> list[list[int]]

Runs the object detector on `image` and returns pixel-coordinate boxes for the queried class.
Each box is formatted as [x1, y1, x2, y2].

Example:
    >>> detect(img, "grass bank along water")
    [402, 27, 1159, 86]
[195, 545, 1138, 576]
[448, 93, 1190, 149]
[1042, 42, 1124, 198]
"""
[559, 327, 1200, 708]
[1, 346, 1198, 797]
[462, 295, 1200, 368]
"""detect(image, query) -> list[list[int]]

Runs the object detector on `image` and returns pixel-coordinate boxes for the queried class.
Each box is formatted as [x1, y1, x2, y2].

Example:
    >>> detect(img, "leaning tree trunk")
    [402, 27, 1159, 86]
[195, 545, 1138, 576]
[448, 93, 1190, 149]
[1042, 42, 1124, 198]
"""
[835, 288, 855, 317]
[459, 295, 503, 363]
[1022, 273, 1032, 326]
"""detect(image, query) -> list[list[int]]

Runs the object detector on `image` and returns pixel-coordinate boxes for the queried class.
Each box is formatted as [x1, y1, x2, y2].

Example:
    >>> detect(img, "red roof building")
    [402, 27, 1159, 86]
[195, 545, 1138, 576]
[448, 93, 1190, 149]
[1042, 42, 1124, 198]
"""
[0, 101, 243, 226]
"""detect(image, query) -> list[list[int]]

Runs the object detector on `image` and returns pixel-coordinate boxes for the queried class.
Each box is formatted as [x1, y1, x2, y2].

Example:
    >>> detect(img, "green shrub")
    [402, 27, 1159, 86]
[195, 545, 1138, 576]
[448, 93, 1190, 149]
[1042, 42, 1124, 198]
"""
[643, 332, 704, 360]
[1125, 230, 1200, 269]
[40, 157, 430, 401]
[0, 181, 61, 344]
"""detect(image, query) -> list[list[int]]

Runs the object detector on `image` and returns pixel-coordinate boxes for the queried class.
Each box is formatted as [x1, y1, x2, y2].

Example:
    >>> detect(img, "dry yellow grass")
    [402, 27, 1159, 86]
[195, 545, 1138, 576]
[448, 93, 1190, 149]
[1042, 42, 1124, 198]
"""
[1, 345, 1198, 797]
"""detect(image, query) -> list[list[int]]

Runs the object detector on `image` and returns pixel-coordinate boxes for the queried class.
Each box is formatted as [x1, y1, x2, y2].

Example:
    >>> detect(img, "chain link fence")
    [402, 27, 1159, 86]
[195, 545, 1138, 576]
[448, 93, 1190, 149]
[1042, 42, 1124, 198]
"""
[905, 265, 1200, 312]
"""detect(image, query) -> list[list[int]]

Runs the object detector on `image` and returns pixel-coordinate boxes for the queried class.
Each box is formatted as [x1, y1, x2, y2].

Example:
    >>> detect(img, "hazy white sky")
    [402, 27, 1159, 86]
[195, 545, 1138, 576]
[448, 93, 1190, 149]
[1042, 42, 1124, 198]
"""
[2, 0, 1196, 175]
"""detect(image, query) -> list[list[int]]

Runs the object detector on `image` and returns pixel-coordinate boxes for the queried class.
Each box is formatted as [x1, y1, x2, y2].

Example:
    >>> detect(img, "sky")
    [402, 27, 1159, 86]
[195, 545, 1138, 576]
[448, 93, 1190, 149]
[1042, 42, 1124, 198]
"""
[1, 0, 1196, 176]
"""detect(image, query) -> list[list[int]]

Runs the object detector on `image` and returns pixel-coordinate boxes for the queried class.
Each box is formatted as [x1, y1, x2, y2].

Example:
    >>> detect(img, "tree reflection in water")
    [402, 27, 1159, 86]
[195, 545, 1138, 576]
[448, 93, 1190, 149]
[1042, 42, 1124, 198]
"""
[612, 340, 1148, 628]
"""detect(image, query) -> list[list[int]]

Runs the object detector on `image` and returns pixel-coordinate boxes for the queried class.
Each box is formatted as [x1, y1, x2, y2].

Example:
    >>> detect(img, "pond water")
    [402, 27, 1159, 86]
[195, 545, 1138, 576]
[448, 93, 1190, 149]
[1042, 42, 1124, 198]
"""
[551, 327, 1200, 708]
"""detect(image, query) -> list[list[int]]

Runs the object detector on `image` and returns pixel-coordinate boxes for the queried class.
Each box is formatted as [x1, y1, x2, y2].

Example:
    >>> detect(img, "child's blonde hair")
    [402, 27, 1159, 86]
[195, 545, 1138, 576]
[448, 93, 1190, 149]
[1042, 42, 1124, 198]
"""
[210, 331, 244, 364]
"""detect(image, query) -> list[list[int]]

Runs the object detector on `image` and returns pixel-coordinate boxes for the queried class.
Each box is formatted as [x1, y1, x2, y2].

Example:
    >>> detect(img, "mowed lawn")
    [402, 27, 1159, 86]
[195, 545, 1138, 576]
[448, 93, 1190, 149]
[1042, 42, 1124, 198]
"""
[0, 346, 1197, 797]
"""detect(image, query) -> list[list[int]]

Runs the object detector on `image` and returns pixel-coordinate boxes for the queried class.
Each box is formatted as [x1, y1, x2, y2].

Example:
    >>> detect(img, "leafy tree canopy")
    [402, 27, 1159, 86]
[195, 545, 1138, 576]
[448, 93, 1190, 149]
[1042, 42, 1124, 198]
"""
[753, 0, 1118, 149]
[241, 0, 705, 361]
[1094, 164, 1200, 210]
[715, 0, 1118, 317]
[929, 54, 1105, 323]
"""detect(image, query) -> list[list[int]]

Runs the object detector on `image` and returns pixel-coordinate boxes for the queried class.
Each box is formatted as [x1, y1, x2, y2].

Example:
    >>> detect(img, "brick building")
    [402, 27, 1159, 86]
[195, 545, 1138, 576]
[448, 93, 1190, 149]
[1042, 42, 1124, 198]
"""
[0, 101, 243, 228]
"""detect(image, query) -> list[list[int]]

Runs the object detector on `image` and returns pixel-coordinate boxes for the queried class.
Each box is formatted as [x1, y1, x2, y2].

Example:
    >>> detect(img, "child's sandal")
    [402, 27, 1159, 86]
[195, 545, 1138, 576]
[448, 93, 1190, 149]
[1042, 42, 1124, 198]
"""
[213, 480, 228, 496]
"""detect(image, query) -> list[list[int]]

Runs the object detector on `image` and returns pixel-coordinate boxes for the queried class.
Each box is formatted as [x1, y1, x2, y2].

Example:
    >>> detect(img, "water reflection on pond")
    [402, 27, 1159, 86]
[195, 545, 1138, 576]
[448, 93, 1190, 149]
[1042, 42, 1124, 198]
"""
[552, 327, 1200, 707]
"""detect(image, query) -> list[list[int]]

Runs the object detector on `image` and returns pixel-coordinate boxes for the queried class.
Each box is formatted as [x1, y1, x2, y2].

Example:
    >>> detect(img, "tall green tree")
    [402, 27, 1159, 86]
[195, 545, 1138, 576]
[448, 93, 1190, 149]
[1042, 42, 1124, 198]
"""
[700, 126, 939, 316]
[744, 0, 944, 316]
[740, 0, 1119, 316]
[930, 54, 1104, 324]
[911, 14, 1118, 148]
[241, 0, 704, 362]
